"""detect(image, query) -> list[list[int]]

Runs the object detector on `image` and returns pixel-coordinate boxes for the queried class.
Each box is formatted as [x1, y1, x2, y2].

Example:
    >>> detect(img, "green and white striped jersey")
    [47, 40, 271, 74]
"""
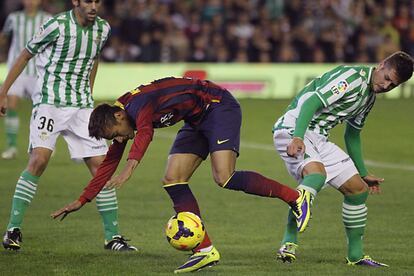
[2, 10, 51, 77]
[26, 10, 110, 108]
[274, 65, 376, 137]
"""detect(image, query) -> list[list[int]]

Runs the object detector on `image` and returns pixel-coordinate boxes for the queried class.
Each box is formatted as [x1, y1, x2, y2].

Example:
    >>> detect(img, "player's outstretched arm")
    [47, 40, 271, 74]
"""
[51, 200, 83, 221]
[104, 159, 139, 189]
[0, 49, 33, 116]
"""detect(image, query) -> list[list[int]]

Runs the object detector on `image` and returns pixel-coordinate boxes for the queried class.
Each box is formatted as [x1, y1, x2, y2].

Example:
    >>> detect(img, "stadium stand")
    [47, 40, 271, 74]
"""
[1, 0, 413, 63]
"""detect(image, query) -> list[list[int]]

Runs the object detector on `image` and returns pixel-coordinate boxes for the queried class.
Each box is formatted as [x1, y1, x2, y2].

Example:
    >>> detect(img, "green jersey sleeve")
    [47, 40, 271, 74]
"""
[293, 94, 324, 139]
[344, 123, 368, 177]
[26, 17, 60, 55]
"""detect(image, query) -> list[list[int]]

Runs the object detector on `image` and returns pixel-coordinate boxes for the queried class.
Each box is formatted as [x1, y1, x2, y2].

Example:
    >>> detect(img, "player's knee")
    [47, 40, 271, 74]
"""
[340, 175, 369, 195]
[347, 180, 369, 195]
[162, 174, 184, 186]
[26, 154, 49, 176]
[354, 182, 369, 194]
[213, 172, 232, 187]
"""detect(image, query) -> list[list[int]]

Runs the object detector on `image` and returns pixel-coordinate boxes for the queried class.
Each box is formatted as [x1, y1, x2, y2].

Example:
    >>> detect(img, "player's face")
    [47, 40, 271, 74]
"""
[72, 0, 101, 24]
[103, 111, 135, 143]
[371, 62, 400, 94]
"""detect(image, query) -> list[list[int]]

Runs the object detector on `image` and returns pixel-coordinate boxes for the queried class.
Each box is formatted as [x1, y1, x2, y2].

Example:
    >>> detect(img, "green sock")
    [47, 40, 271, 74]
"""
[96, 188, 119, 241]
[7, 171, 39, 230]
[298, 173, 326, 197]
[343, 192, 368, 262]
[5, 109, 19, 148]
[281, 209, 298, 244]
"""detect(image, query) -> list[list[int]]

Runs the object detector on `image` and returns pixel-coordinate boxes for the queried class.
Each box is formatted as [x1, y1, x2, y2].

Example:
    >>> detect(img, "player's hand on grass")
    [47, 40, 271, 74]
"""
[287, 137, 306, 158]
[51, 200, 83, 221]
[363, 174, 384, 195]
[0, 92, 8, 116]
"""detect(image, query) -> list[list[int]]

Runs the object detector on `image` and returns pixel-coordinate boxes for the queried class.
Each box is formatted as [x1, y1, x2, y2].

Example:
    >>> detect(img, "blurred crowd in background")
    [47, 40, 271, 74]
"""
[1, 0, 414, 63]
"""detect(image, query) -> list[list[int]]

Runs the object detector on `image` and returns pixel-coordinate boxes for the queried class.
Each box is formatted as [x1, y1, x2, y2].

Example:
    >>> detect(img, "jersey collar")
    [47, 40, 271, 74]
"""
[69, 9, 76, 24]
[367, 67, 374, 85]
[70, 9, 96, 29]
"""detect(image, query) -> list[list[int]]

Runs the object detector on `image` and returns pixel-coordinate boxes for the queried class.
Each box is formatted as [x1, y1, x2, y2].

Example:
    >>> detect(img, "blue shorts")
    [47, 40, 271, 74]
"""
[169, 92, 241, 159]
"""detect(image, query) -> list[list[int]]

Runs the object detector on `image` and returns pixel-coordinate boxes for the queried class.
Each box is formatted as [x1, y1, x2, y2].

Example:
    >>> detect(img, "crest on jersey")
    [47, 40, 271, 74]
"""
[160, 112, 174, 126]
[331, 80, 348, 95]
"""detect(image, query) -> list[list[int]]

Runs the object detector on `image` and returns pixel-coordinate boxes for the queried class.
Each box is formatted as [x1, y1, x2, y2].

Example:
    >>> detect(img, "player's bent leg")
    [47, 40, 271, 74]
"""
[300, 162, 327, 196]
[338, 174, 386, 266]
[174, 246, 220, 274]
[96, 188, 119, 242]
[84, 155, 137, 251]
[211, 151, 299, 204]
[97, 188, 138, 251]
[164, 153, 218, 273]
[2, 228, 23, 251]
[277, 242, 298, 263]
[26, 147, 53, 176]
[104, 235, 137, 251]
[220, 172, 311, 232]
[346, 255, 389, 267]
[3, 148, 51, 250]
[291, 189, 311, 233]
[292, 162, 326, 232]
[277, 209, 299, 262]
[211, 151, 311, 232]
[209, 150, 236, 186]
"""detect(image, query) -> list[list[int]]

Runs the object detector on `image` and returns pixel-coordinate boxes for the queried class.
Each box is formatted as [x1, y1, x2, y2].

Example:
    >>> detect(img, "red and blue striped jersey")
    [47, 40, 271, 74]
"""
[117, 77, 224, 128]
[79, 77, 227, 202]
[116, 77, 225, 161]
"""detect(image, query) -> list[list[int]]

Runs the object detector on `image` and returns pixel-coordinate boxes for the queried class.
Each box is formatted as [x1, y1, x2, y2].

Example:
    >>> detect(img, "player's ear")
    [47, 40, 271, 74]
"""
[114, 110, 125, 122]
[377, 61, 385, 70]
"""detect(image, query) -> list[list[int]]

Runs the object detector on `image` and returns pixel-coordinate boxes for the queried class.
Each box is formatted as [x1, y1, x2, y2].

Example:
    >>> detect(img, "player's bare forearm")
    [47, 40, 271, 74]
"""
[80, 141, 128, 200]
[104, 159, 139, 189]
[51, 200, 83, 221]
[0, 49, 33, 115]
[0, 33, 8, 49]
[1, 49, 32, 94]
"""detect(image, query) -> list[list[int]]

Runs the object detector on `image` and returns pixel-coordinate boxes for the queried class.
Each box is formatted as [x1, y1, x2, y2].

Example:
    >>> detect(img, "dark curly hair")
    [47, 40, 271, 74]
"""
[89, 103, 123, 140]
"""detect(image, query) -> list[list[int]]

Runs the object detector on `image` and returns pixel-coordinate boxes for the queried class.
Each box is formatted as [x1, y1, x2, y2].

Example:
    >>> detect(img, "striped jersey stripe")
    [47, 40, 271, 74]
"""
[275, 65, 376, 137]
[26, 10, 110, 108]
[2, 10, 51, 77]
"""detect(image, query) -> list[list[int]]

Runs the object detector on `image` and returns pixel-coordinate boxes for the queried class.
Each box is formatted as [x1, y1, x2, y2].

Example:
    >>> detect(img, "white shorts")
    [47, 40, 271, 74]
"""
[8, 74, 39, 103]
[273, 129, 358, 189]
[29, 104, 108, 159]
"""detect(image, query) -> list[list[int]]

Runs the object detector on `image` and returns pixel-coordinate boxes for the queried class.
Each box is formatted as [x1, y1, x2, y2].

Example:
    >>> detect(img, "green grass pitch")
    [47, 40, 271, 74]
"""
[0, 98, 413, 275]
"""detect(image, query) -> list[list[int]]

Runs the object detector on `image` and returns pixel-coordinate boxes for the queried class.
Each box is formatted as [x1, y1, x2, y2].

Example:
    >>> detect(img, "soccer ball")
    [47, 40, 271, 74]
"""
[165, 212, 205, 251]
